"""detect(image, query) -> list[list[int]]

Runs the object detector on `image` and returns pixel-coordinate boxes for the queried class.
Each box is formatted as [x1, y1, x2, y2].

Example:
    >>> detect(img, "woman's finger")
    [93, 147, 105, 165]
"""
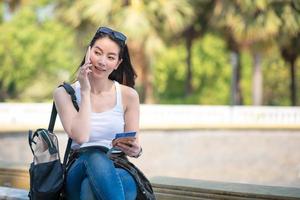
[79, 64, 92, 75]
[117, 139, 136, 148]
[116, 141, 140, 156]
[81, 63, 92, 70]
[114, 137, 136, 144]
[84, 46, 91, 64]
[116, 143, 132, 153]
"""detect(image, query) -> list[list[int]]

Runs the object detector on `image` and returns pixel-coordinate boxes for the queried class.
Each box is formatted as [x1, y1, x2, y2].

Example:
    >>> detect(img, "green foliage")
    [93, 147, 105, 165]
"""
[0, 3, 78, 101]
[55, 0, 195, 103]
[154, 42, 186, 103]
[154, 33, 231, 104]
[191, 34, 231, 105]
[0, 3, 3, 24]
[262, 47, 290, 106]
[0, 0, 299, 105]
[240, 51, 252, 105]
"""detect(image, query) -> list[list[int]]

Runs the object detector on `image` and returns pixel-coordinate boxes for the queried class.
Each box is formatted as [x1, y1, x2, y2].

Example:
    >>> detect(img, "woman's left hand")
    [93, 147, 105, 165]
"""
[112, 138, 141, 157]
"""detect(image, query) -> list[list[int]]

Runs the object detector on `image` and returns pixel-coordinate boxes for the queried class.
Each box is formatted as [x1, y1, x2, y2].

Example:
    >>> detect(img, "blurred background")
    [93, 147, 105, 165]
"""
[1, 0, 300, 105]
[0, 0, 300, 191]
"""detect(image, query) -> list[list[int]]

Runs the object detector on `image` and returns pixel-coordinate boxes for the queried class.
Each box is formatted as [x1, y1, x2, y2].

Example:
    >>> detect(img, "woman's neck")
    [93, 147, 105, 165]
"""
[89, 78, 113, 95]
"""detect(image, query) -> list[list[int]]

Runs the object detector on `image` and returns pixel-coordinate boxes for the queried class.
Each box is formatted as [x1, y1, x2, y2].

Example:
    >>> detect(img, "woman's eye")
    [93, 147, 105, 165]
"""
[108, 56, 116, 60]
[95, 51, 101, 55]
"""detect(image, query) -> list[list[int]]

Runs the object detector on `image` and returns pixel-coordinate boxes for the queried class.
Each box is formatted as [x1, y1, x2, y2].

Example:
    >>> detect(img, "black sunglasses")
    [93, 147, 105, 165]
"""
[96, 27, 127, 43]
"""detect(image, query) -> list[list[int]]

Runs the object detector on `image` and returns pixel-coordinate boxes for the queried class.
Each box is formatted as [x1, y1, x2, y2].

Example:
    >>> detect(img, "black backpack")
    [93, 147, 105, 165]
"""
[28, 83, 78, 200]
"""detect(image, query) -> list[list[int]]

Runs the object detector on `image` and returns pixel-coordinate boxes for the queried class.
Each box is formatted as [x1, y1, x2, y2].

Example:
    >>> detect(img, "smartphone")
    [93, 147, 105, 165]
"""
[115, 131, 136, 139]
[109, 131, 137, 154]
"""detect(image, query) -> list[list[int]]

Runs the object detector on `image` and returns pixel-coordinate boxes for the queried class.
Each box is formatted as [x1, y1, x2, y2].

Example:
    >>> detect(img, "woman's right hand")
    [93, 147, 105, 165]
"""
[78, 46, 92, 93]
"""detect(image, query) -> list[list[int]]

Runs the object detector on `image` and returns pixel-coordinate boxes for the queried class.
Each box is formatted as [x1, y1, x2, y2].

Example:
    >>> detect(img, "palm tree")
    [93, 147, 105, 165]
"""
[274, 1, 300, 106]
[55, 0, 194, 103]
[177, 0, 215, 97]
[212, 0, 281, 105]
[280, 35, 300, 106]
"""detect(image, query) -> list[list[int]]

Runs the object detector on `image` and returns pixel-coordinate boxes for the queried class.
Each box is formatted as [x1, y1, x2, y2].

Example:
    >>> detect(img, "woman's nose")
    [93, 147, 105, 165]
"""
[97, 55, 106, 66]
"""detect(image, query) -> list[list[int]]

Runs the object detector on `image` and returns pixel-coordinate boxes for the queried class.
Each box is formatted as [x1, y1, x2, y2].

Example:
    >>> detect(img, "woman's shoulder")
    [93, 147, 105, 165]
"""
[53, 82, 77, 99]
[119, 84, 139, 101]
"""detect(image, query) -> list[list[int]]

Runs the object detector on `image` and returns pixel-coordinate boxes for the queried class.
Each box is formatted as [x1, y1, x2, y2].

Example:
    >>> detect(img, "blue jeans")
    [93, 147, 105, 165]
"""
[66, 149, 137, 200]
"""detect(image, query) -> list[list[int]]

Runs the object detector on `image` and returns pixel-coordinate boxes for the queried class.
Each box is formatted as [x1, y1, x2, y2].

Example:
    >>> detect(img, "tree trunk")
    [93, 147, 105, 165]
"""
[144, 62, 155, 104]
[230, 51, 243, 105]
[252, 52, 263, 105]
[129, 43, 154, 103]
[0, 80, 7, 101]
[290, 58, 297, 106]
[185, 34, 193, 97]
[230, 52, 237, 105]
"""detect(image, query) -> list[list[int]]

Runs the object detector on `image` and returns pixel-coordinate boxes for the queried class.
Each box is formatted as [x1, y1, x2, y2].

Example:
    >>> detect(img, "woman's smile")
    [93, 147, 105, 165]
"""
[94, 65, 106, 72]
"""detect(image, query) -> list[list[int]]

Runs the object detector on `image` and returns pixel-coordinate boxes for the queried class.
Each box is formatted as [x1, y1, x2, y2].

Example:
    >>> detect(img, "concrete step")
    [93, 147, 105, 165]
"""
[0, 186, 28, 200]
[1, 166, 300, 200]
[151, 176, 300, 200]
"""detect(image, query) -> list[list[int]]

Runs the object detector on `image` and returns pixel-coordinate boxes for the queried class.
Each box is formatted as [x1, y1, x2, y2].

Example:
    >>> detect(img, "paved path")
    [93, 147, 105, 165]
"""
[0, 130, 299, 188]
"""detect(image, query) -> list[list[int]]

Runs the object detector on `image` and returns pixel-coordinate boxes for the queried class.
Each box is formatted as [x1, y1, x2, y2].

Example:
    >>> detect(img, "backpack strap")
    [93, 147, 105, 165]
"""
[28, 130, 35, 155]
[45, 82, 79, 167]
[47, 102, 58, 132]
[47, 82, 79, 131]
[39, 129, 58, 154]
[59, 82, 79, 167]
[61, 82, 79, 111]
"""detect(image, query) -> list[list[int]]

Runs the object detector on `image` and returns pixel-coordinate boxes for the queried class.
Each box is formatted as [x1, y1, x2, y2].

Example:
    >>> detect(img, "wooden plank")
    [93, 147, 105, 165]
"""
[0, 168, 29, 190]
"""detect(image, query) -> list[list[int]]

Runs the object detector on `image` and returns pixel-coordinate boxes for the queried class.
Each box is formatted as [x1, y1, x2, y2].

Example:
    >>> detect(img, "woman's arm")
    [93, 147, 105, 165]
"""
[54, 47, 92, 144]
[113, 86, 141, 157]
[124, 88, 140, 136]
[53, 86, 91, 144]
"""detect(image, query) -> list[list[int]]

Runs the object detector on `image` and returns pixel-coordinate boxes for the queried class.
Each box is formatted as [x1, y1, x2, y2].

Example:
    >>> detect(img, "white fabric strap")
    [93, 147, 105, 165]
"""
[114, 81, 123, 109]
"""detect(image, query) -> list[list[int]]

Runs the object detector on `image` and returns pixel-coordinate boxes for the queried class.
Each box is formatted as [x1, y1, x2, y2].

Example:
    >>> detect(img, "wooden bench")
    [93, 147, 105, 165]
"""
[0, 165, 28, 190]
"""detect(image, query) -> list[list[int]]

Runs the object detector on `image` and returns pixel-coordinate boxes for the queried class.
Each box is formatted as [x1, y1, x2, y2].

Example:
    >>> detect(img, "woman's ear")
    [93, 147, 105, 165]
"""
[115, 58, 123, 70]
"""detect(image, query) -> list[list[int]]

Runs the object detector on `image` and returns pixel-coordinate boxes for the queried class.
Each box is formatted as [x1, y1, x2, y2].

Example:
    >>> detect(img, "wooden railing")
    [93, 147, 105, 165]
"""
[1, 167, 300, 200]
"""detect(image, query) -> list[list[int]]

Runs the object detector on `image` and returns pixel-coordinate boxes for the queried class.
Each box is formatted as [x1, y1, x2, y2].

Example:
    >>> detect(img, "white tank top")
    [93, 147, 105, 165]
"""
[71, 80, 125, 149]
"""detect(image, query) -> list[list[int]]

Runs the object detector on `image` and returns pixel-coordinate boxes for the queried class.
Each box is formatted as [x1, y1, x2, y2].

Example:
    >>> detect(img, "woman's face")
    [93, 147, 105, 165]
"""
[89, 37, 122, 78]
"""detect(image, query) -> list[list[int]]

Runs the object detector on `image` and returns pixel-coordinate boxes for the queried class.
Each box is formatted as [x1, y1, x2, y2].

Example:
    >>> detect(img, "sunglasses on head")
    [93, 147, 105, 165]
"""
[96, 27, 127, 43]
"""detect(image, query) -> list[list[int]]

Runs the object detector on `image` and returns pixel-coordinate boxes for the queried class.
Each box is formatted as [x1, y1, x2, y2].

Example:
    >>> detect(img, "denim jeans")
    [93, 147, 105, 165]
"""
[66, 149, 137, 200]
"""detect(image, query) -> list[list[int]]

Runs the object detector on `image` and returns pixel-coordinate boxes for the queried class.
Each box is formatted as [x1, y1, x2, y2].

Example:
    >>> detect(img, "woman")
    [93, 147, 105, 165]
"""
[54, 27, 142, 200]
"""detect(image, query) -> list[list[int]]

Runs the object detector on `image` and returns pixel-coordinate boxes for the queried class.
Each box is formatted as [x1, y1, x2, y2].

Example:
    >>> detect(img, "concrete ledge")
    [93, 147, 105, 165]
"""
[1, 166, 300, 200]
[150, 176, 300, 200]
[0, 186, 28, 200]
[1, 103, 300, 132]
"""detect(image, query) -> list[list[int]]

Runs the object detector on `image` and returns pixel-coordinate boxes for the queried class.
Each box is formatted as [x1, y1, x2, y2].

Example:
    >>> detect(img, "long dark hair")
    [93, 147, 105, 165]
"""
[76, 30, 137, 88]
